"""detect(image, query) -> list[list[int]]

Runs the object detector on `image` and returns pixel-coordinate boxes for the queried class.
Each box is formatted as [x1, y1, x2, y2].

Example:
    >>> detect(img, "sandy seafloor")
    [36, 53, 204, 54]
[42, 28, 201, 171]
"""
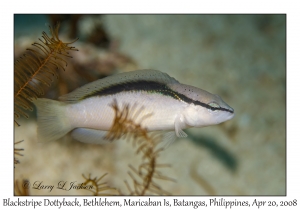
[14, 15, 286, 195]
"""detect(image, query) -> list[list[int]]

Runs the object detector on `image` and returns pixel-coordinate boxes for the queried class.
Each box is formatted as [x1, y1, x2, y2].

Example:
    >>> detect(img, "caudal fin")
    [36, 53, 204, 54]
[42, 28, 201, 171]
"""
[33, 98, 73, 142]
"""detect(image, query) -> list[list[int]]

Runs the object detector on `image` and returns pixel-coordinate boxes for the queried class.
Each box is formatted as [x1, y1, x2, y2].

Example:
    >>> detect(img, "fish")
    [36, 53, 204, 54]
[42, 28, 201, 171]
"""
[33, 69, 234, 144]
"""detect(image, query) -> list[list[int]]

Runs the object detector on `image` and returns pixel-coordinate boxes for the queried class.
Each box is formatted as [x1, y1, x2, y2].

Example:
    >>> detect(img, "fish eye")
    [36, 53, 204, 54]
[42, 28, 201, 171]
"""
[208, 102, 220, 109]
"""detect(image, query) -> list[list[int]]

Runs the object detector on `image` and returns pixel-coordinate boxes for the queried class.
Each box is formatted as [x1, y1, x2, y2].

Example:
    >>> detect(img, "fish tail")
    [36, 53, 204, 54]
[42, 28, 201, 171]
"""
[33, 98, 73, 142]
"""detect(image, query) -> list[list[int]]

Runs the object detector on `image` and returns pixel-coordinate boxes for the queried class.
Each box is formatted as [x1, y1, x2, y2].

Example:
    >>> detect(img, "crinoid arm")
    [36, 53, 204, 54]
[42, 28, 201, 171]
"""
[14, 22, 78, 125]
[105, 99, 176, 195]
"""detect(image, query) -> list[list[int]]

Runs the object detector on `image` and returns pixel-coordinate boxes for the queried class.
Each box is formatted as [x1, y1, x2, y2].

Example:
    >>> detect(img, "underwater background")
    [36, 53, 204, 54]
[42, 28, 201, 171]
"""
[14, 14, 286, 195]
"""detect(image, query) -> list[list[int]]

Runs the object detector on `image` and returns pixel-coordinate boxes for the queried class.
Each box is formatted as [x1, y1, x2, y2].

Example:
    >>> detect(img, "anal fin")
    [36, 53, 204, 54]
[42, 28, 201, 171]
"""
[71, 128, 109, 144]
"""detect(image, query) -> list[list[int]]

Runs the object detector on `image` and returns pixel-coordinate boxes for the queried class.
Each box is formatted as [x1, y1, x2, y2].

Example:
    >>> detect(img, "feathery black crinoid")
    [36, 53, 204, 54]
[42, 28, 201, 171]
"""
[14, 22, 78, 125]
[106, 99, 175, 195]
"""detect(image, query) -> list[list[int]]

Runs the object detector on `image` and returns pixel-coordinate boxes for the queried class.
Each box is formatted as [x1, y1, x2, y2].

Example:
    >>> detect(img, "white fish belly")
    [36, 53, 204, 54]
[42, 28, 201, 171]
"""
[65, 91, 187, 131]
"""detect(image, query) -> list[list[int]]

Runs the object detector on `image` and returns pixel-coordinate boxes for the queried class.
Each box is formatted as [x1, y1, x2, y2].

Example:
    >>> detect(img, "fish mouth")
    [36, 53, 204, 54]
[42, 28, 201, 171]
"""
[227, 112, 235, 120]
[226, 106, 234, 114]
[216, 105, 234, 114]
[221, 109, 235, 122]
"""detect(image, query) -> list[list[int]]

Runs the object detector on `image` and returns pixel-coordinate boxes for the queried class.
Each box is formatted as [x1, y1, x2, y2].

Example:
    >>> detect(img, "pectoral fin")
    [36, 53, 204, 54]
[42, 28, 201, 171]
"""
[174, 115, 188, 138]
[160, 131, 178, 148]
[146, 131, 178, 148]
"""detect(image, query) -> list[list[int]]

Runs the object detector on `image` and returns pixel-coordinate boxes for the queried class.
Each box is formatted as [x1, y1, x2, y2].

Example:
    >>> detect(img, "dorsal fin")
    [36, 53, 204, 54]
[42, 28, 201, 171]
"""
[59, 69, 179, 102]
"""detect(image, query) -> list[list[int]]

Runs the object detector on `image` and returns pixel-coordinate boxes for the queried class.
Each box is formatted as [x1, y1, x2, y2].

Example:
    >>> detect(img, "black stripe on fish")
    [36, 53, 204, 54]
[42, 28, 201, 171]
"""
[82, 80, 234, 113]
